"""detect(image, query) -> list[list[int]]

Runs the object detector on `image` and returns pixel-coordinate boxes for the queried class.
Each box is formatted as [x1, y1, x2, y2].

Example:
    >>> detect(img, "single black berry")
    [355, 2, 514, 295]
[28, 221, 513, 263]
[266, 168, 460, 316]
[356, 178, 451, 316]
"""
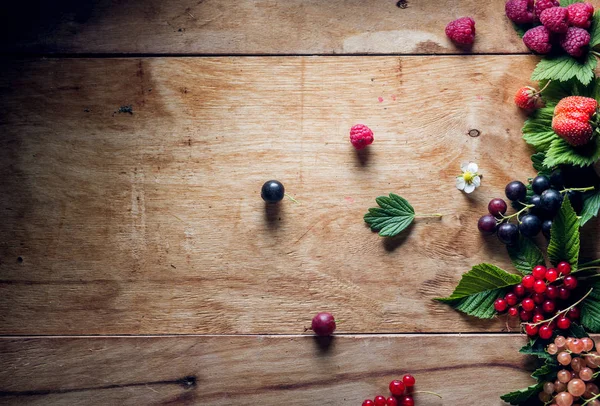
[497, 223, 519, 245]
[542, 219, 552, 239]
[540, 189, 563, 215]
[550, 169, 565, 189]
[519, 214, 542, 237]
[505, 181, 527, 202]
[531, 175, 551, 195]
[488, 198, 508, 218]
[478, 214, 497, 235]
[530, 194, 542, 210]
[261, 180, 285, 203]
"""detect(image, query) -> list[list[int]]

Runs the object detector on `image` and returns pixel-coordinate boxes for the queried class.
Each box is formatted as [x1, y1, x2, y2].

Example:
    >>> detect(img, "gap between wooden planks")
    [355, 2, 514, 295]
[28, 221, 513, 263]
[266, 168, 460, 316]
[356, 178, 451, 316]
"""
[0, 334, 536, 405]
[0, 0, 526, 55]
[1, 55, 598, 335]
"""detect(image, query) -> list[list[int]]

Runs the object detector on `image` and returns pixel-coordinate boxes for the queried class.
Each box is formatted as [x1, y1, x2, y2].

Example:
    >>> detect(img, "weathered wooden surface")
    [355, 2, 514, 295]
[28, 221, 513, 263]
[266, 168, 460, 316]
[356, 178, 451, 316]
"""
[3, 56, 595, 335]
[0, 0, 528, 55]
[0, 334, 534, 405]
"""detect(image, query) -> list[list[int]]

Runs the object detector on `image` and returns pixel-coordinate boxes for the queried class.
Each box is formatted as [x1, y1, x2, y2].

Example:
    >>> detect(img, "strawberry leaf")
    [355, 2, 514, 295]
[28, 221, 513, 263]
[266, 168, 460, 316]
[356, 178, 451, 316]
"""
[512, 23, 527, 38]
[531, 53, 597, 86]
[581, 276, 600, 332]
[547, 197, 580, 269]
[522, 107, 557, 152]
[543, 136, 600, 167]
[364, 193, 415, 237]
[500, 382, 543, 405]
[435, 264, 522, 319]
[590, 11, 600, 49]
[581, 189, 600, 225]
[560, 0, 584, 5]
[507, 237, 545, 275]
[531, 152, 553, 176]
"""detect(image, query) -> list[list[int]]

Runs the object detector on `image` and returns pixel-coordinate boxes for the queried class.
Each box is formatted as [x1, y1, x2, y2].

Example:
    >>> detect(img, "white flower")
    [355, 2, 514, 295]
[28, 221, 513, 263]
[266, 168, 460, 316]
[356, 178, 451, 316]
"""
[456, 162, 481, 194]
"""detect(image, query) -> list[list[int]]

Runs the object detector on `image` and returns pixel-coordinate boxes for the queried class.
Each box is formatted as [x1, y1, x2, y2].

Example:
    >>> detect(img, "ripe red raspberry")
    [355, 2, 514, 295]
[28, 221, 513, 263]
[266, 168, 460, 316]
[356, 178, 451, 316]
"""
[349, 124, 374, 150]
[560, 27, 591, 57]
[567, 3, 594, 29]
[534, 0, 559, 20]
[540, 7, 569, 33]
[506, 0, 535, 24]
[445, 17, 476, 45]
[523, 26, 552, 54]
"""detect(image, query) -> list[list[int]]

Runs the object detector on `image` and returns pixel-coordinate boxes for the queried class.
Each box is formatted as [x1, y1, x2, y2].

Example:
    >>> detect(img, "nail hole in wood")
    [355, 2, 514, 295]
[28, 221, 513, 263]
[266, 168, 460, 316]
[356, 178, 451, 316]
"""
[17, 256, 23, 263]
[468, 129, 480, 137]
[396, 0, 408, 8]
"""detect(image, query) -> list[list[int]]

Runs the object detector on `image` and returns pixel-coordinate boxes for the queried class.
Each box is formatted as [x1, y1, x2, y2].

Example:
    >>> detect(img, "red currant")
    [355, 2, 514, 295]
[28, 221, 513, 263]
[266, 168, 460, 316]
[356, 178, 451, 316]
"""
[545, 268, 558, 282]
[508, 307, 518, 317]
[374, 396, 387, 406]
[546, 285, 558, 299]
[362, 401, 375, 406]
[557, 261, 571, 275]
[505, 293, 518, 306]
[533, 306, 544, 316]
[539, 325, 553, 340]
[513, 284, 526, 297]
[542, 300, 556, 314]
[557, 316, 571, 330]
[522, 298, 535, 311]
[494, 298, 507, 312]
[386, 397, 398, 406]
[389, 380, 405, 396]
[402, 374, 415, 388]
[533, 280, 547, 294]
[522, 275, 535, 289]
[533, 314, 545, 323]
[564, 276, 578, 290]
[532, 265, 547, 279]
[558, 287, 570, 300]
[567, 307, 580, 320]
[400, 396, 414, 406]
[533, 293, 545, 304]
[525, 324, 539, 336]
[519, 310, 532, 321]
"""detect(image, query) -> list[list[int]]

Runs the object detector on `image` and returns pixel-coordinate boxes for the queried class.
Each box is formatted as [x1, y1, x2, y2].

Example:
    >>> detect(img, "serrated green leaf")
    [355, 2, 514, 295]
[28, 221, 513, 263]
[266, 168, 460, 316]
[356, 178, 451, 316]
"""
[581, 190, 600, 225]
[591, 11, 600, 48]
[435, 264, 522, 319]
[531, 152, 553, 176]
[560, 0, 583, 5]
[582, 277, 600, 332]
[531, 53, 597, 86]
[531, 362, 558, 381]
[522, 106, 557, 152]
[500, 382, 543, 405]
[512, 22, 527, 38]
[547, 198, 580, 269]
[364, 193, 415, 237]
[520, 338, 554, 362]
[567, 322, 590, 338]
[507, 237, 545, 275]
[543, 136, 600, 168]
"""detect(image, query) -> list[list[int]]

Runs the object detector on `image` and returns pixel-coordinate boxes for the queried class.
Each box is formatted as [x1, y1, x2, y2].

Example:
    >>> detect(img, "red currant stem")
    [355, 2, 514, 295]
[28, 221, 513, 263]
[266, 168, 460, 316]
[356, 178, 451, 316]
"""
[574, 266, 600, 273]
[560, 186, 596, 194]
[582, 393, 600, 406]
[580, 259, 600, 268]
[499, 203, 535, 224]
[412, 391, 443, 399]
[285, 193, 300, 204]
[522, 288, 593, 328]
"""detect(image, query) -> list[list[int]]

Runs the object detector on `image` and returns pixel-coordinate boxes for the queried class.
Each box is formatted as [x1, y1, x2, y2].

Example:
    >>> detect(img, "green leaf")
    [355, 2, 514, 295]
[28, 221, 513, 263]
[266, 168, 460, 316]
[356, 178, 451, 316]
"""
[364, 193, 415, 237]
[522, 107, 557, 152]
[560, 0, 583, 5]
[531, 53, 597, 86]
[512, 22, 527, 38]
[507, 237, 545, 275]
[435, 264, 522, 319]
[590, 11, 600, 48]
[520, 338, 554, 362]
[500, 382, 543, 405]
[547, 197, 580, 269]
[543, 136, 600, 168]
[582, 277, 600, 332]
[531, 362, 558, 381]
[567, 322, 590, 338]
[531, 152, 553, 176]
[581, 189, 600, 225]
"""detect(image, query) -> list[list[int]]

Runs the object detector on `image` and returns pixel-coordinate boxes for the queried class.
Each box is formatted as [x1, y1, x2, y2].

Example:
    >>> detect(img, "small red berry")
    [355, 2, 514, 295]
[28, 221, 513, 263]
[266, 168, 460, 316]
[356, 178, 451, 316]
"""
[400, 396, 415, 406]
[558, 287, 571, 300]
[508, 307, 518, 317]
[525, 324, 539, 337]
[522, 275, 535, 289]
[402, 374, 415, 388]
[514, 284, 526, 297]
[557, 261, 571, 275]
[386, 397, 398, 406]
[533, 293, 545, 305]
[445, 17, 476, 45]
[542, 300, 556, 314]
[534, 279, 547, 294]
[522, 298, 535, 311]
[539, 325, 553, 340]
[389, 380, 405, 396]
[564, 276, 578, 290]
[545, 268, 558, 282]
[546, 285, 558, 299]
[505, 293, 518, 306]
[362, 401, 375, 406]
[533, 313, 545, 323]
[374, 396, 387, 406]
[567, 307, 581, 320]
[311, 312, 336, 336]
[514, 86, 544, 110]
[494, 298, 508, 312]
[557, 316, 571, 330]
[349, 124, 374, 150]
[520, 310, 532, 321]
[533, 265, 547, 279]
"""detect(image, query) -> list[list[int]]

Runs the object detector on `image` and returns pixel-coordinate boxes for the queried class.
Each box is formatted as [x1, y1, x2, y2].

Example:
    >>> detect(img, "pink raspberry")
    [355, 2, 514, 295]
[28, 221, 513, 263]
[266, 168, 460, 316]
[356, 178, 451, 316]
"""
[567, 3, 594, 29]
[560, 26, 591, 57]
[505, 0, 534, 24]
[540, 7, 569, 33]
[534, 0, 559, 20]
[523, 26, 553, 54]
[349, 124, 374, 150]
[445, 17, 476, 45]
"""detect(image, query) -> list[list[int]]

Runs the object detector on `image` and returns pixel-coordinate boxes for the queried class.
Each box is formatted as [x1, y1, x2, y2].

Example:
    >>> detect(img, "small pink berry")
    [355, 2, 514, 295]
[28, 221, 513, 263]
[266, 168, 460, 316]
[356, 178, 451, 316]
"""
[349, 124, 374, 150]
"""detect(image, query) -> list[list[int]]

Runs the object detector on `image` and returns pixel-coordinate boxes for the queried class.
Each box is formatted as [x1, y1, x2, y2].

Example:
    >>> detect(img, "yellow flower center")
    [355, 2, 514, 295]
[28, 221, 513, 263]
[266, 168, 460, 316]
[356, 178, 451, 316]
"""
[463, 171, 475, 183]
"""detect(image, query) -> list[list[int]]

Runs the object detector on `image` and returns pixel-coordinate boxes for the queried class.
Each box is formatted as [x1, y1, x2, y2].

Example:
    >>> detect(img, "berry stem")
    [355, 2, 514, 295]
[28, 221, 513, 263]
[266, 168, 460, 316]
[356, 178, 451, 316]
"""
[285, 193, 300, 204]
[591, 50, 600, 59]
[412, 391, 443, 399]
[415, 213, 443, 218]
[499, 203, 535, 224]
[560, 186, 596, 194]
[536, 80, 552, 95]
[582, 393, 600, 406]
[523, 288, 593, 328]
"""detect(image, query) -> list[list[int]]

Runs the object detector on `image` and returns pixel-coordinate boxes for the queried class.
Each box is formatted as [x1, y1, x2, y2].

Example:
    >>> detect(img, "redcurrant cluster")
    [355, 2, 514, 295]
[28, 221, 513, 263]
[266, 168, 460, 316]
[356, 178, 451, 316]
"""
[540, 336, 600, 406]
[361, 375, 417, 406]
[493, 262, 582, 338]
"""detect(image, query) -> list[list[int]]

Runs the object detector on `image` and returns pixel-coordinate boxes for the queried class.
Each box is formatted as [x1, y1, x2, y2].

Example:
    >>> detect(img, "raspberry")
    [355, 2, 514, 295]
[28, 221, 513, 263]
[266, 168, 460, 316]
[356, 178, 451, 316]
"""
[540, 7, 569, 33]
[506, 0, 535, 24]
[349, 124, 374, 150]
[445, 17, 476, 45]
[560, 27, 591, 57]
[534, 0, 559, 20]
[567, 2, 594, 29]
[523, 26, 552, 54]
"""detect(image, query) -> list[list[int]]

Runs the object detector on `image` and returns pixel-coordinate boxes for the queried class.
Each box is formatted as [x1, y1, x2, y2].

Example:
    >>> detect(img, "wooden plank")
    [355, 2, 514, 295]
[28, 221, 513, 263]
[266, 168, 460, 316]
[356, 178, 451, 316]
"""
[0, 0, 527, 55]
[0, 334, 534, 405]
[1, 56, 597, 335]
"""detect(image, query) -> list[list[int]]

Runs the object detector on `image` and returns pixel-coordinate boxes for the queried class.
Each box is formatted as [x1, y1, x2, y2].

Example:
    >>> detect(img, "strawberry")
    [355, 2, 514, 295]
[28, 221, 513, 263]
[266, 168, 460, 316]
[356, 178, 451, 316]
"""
[514, 86, 544, 110]
[552, 96, 598, 146]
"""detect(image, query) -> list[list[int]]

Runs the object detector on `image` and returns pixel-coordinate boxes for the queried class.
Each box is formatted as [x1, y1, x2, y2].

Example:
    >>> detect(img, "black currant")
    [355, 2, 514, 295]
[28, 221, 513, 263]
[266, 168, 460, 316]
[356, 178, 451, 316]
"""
[530, 194, 542, 210]
[550, 169, 565, 189]
[478, 214, 497, 235]
[488, 198, 507, 218]
[542, 219, 552, 239]
[540, 189, 563, 215]
[505, 181, 527, 202]
[261, 180, 285, 203]
[519, 214, 542, 237]
[531, 175, 551, 195]
[497, 223, 519, 245]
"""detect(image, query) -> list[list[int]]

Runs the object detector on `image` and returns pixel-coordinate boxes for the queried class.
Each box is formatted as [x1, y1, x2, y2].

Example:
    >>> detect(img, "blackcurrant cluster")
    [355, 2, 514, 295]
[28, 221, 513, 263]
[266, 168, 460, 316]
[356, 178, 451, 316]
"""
[540, 336, 600, 406]
[361, 375, 418, 406]
[493, 262, 582, 338]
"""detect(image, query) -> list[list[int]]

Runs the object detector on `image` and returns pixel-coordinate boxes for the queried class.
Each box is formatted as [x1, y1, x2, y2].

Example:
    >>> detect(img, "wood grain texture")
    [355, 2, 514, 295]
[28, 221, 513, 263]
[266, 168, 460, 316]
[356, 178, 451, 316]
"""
[0, 0, 528, 55]
[1, 56, 598, 335]
[0, 334, 535, 405]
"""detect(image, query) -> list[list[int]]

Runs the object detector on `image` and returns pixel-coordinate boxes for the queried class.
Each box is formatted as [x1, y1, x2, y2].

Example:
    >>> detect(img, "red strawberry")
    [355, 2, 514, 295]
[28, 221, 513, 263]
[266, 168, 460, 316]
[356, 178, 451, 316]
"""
[514, 86, 544, 110]
[552, 96, 598, 146]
